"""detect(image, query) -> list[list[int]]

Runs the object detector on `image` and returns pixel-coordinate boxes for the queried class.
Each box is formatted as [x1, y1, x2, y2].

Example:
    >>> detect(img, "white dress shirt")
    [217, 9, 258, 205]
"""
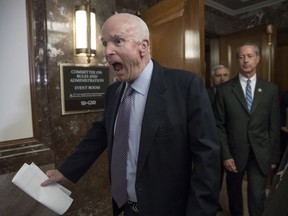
[239, 73, 256, 100]
[126, 60, 153, 202]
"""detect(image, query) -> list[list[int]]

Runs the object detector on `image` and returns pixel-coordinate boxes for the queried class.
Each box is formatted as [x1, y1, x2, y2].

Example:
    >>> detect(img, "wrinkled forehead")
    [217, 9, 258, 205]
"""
[238, 45, 257, 55]
[215, 68, 228, 74]
[101, 15, 135, 40]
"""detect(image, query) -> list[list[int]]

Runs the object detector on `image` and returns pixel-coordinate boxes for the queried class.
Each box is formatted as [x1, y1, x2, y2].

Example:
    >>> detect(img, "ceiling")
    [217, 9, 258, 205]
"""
[205, 0, 286, 16]
[117, 0, 286, 16]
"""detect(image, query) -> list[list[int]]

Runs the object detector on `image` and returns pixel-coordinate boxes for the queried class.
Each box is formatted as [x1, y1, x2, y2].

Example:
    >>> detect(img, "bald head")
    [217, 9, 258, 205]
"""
[101, 13, 150, 43]
[100, 13, 151, 82]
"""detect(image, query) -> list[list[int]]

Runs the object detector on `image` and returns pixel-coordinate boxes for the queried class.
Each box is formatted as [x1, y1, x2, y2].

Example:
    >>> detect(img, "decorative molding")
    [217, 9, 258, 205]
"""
[205, 0, 286, 16]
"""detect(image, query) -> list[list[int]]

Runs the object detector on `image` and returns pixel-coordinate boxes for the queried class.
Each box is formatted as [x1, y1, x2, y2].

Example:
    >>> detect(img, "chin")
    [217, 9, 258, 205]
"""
[116, 76, 127, 82]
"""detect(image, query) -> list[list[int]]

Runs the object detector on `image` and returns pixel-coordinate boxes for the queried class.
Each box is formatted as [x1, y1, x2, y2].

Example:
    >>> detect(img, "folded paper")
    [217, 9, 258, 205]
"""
[12, 162, 73, 215]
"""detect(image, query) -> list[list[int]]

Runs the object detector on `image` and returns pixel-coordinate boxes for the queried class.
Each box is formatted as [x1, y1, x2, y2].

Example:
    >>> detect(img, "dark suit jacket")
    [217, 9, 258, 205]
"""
[207, 87, 216, 111]
[280, 90, 288, 155]
[280, 90, 288, 127]
[215, 75, 280, 175]
[59, 60, 221, 216]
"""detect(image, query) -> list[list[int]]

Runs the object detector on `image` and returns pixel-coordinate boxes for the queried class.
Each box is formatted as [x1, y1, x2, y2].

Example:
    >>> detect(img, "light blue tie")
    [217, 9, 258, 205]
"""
[246, 79, 252, 112]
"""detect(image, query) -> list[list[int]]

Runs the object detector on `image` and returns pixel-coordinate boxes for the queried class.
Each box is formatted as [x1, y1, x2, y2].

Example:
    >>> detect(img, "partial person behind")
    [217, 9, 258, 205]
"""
[280, 90, 288, 158]
[263, 143, 288, 216]
[207, 64, 230, 109]
[207, 64, 229, 212]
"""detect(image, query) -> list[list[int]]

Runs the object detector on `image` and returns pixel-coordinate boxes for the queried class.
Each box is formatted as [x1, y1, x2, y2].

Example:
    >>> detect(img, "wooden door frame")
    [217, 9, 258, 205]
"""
[141, 0, 205, 79]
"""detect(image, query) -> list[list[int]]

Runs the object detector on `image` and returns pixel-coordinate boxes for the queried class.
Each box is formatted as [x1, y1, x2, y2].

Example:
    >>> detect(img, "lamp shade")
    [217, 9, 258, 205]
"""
[74, 5, 96, 56]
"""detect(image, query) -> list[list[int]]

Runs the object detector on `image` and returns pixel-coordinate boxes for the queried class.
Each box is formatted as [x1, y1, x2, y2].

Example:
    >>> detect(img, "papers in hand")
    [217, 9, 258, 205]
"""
[12, 163, 73, 215]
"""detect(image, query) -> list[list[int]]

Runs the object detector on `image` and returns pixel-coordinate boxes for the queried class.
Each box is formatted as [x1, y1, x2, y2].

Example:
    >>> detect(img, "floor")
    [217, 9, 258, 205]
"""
[1, 167, 251, 216]
[216, 173, 249, 216]
[0, 164, 58, 216]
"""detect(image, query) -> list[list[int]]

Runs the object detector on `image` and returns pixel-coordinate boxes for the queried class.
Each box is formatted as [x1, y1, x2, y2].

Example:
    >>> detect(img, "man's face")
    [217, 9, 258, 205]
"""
[212, 68, 229, 86]
[100, 16, 144, 83]
[237, 45, 260, 78]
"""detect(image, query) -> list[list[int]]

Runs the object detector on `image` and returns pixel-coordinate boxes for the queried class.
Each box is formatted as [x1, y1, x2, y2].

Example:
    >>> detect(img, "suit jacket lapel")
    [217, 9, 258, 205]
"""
[136, 61, 167, 176]
[251, 78, 264, 114]
[231, 77, 249, 113]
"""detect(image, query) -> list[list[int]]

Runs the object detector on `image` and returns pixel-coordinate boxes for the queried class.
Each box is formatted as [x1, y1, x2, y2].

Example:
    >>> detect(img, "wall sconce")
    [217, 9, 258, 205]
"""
[74, 0, 96, 63]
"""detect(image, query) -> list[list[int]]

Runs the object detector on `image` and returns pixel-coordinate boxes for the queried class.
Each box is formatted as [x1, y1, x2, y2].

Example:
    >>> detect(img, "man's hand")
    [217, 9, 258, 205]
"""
[223, 158, 238, 173]
[41, 169, 64, 186]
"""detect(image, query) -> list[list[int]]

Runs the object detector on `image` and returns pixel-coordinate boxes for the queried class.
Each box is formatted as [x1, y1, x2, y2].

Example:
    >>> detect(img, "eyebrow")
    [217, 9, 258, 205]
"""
[101, 33, 124, 41]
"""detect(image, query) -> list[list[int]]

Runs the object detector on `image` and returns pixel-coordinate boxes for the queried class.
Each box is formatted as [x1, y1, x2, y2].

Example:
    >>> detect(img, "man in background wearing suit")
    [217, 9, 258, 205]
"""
[215, 42, 280, 216]
[41, 13, 221, 216]
[207, 64, 230, 212]
[207, 65, 230, 109]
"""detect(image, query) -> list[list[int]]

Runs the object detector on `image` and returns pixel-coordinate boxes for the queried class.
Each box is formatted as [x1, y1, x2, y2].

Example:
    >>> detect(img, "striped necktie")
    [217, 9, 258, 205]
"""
[111, 84, 134, 208]
[246, 79, 252, 112]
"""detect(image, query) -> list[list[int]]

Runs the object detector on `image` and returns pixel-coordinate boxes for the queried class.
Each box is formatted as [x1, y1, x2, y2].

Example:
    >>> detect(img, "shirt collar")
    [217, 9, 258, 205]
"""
[130, 60, 153, 95]
[239, 73, 256, 83]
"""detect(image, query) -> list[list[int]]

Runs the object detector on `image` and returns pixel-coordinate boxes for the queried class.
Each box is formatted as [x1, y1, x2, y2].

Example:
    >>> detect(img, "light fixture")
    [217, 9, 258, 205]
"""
[74, 0, 96, 63]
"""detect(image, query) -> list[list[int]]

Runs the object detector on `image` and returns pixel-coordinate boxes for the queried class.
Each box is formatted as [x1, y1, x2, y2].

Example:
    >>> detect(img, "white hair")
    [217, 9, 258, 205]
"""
[211, 65, 229, 76]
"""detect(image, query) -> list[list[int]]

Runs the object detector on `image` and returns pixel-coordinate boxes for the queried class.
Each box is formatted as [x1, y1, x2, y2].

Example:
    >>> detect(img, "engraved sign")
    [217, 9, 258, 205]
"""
[60, 64, 109, 115]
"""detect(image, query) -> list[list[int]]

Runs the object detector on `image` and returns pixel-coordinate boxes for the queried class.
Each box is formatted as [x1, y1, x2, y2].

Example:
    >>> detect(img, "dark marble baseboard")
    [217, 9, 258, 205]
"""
[0, 148, 54, 175]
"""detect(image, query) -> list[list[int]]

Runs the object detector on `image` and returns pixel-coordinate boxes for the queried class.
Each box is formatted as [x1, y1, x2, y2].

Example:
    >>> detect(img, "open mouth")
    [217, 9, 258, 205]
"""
[112, 62, 123, 72]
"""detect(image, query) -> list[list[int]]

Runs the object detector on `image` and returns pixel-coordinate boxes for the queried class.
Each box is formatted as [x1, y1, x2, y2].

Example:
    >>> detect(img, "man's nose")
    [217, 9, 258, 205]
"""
[104, 44, 115, 56]
[243, 56, 249, 62]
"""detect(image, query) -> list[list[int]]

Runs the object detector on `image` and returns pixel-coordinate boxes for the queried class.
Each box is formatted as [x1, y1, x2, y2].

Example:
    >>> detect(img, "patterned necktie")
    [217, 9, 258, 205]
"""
[246, 79, 252, 112]
[111, 84, 134, 208]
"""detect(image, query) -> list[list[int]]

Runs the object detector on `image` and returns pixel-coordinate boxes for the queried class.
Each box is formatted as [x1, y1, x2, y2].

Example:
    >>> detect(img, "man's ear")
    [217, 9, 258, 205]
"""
[139, 39, 150, 57]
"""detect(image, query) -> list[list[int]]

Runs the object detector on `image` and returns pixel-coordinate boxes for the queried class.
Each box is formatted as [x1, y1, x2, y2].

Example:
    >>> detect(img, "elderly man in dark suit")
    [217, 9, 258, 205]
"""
[215, 42, 280, 216]
[206, 64, 230, 212]
[41, 13, 221, 216]
[207, 64, 230, 109]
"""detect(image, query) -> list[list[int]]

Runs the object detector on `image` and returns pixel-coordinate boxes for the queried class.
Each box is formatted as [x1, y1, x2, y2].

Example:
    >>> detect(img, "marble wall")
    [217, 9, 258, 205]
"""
[45, 0, 114, 162]
[45, 0, 115, 215]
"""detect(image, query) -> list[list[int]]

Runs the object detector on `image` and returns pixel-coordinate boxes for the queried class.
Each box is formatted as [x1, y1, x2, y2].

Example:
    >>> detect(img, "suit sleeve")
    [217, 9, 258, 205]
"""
[186, 75, 221, 216]
[270, 85, 281, 164]
[58, 116, 108, 183]
[57, 84, 118, 183]
[214, 86, 231, 161]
